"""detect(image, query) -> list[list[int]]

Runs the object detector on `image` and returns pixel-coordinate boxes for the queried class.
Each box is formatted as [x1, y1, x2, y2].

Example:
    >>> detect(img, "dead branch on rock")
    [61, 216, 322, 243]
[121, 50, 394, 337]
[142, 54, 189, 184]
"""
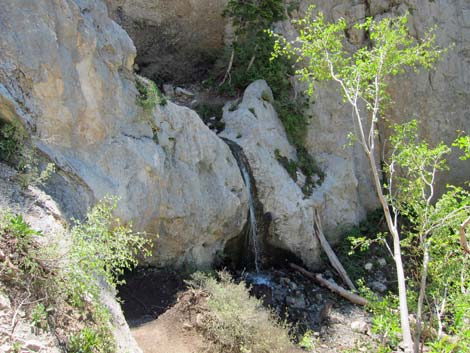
[313, 209, 357, 291]
[289, 263, 368, 306]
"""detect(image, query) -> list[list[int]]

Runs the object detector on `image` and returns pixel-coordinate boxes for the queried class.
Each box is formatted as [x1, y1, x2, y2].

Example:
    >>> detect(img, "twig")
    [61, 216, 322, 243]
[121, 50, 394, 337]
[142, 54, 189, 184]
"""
[246, 54, 256, 72]
[459, 216, 470, 254]
[220, 48, 235, 86]
[11, 292, 31, 334]
[313, 209, 357, 291]
[289, 263, 368, 306]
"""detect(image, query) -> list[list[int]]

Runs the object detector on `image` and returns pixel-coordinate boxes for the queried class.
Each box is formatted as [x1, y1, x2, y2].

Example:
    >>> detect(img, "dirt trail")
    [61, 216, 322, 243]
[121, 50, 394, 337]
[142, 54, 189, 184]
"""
[131, 308, 205, 353]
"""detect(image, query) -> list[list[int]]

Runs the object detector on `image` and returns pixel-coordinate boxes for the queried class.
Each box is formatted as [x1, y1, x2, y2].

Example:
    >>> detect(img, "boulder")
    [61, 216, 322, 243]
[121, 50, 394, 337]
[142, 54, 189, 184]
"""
[0, 0, 247, 268]
[221, 80, 364, 268]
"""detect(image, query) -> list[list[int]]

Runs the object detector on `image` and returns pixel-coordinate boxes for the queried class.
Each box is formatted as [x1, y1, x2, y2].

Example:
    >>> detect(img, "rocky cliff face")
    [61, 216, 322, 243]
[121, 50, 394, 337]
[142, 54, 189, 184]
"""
[0, 0, 247, 268]
[0, 0, 468, 271]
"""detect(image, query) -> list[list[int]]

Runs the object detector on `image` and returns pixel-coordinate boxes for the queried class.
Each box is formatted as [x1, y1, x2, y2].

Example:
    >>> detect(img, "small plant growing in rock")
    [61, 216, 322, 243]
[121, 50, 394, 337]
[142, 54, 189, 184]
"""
[31, 302, 49, 333]
[0, 120, 55, 188]
[135, 75, 167, 110]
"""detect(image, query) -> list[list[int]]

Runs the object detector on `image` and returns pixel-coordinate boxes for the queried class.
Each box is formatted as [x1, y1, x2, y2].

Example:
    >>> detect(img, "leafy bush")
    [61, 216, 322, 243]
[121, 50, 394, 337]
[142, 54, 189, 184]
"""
[0, 120, 55, 188]
[0, 197, 152, 353]
[188, 271, 295, 353]
[65, 196, 152, 307]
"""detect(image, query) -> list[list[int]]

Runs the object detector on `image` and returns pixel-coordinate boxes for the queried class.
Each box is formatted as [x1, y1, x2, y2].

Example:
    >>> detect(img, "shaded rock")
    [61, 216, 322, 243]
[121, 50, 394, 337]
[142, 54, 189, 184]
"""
[286, 293, 307, 309]
[370, 281, 388, 293]
[377, 258, 387, 267]
[175, 87, 195, 98]
[105, 0, 229, 83]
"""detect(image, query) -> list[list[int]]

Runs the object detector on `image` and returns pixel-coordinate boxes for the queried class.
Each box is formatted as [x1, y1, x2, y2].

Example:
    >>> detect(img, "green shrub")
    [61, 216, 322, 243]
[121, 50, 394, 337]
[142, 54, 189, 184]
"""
[68, 327, 113, 353]
[188, 271, 295, 353]
[0, 197, 152, 353]
[0, 120, 55, 188]
[66, 196, 152, 307]
[135, 75, 167, 111]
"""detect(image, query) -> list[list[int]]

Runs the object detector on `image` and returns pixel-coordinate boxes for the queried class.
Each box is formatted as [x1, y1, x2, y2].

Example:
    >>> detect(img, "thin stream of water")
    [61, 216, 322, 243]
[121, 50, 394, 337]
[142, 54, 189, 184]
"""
[222, 138, 261, 272]
[239, 160, 261, 273]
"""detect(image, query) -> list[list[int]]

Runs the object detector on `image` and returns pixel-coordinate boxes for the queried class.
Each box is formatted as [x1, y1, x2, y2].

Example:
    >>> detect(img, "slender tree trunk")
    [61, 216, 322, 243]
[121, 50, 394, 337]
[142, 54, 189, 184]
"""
[367, 150, 414, 353]
[415, 242, 430, 353]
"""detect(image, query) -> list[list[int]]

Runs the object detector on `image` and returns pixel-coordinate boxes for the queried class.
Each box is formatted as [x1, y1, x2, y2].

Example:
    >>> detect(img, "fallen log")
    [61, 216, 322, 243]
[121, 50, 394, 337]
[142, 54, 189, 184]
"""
[289, 263, 368, 306]
[313, 209, 357, 291]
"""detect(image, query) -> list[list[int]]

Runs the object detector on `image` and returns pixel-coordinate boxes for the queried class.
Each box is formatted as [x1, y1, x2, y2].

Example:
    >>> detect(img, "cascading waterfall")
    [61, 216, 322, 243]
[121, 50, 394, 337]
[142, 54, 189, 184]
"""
[239, 157, 261, 273]
[222, 138, 261, 272]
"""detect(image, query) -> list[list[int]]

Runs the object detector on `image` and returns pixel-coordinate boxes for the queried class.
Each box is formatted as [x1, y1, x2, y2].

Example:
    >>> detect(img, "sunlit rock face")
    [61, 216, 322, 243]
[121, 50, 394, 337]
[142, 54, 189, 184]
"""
[105, 0, 229, 83]
[0, 0, 247, 269]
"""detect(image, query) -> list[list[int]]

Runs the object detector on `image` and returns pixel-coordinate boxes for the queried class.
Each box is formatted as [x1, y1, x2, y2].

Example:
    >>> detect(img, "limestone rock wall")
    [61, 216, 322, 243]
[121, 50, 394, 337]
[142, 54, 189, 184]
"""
[0, 0, 247, 268]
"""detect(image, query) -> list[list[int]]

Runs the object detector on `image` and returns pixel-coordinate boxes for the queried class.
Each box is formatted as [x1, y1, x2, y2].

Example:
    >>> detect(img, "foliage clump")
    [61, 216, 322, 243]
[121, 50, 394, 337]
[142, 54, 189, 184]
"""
[0, 197, 151, 353]
[187, 271, 295, 353]
[219, 0, 311, 148]
[0, 120, 55, 188]
[275, 148, 324, 196]
[136, 75, 167, 110]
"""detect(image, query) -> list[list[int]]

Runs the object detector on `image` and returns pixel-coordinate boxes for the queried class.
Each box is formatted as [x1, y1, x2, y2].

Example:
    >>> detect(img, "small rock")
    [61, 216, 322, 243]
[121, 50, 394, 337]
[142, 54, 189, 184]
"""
[364, 262, 373, 271]
[295, 171, 306, 188]
[280, 277, 291, 286]
[289, 282, 298, 291]
[0, 294, 11, 310]
[351, 320, 368, 333]
[183, 322, 193, 330]
[370, 281, 387, 293]
[175, 87, 195, 97]
[0, 344, 12, 352]
[162, 83, 175, 97]
[377, 258, 387, 267]
[286, 294, 306, 309]
[25, 340, 44, 352]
